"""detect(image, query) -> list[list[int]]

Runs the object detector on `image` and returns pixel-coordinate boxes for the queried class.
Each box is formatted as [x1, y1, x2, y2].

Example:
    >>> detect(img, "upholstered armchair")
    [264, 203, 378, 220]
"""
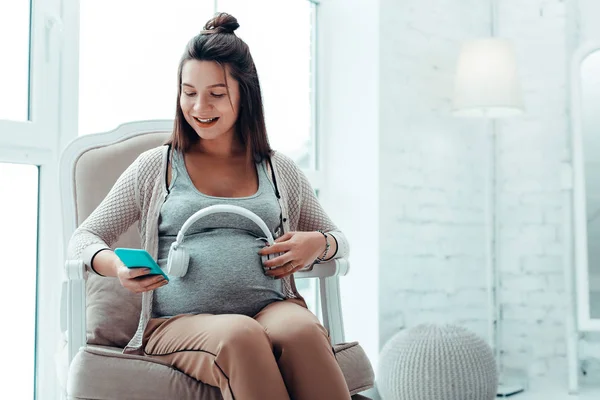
[56, 120, 374, 399]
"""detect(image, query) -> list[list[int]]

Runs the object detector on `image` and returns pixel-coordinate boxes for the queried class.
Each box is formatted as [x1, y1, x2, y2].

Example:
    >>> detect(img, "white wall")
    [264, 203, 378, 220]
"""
[579, 0, 600, 43]
[378, 0, 490, 347]
[492, 0, 570, 383]
[317, 0, 380, 378]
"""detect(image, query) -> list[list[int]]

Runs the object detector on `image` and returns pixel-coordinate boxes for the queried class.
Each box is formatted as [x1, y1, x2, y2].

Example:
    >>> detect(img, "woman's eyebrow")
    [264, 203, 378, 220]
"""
[181, 83, 226, 89]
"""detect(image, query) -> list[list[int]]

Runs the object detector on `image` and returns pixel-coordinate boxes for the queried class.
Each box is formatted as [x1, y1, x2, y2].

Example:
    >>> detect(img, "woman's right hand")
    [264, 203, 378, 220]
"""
[115, 262, 168, 293]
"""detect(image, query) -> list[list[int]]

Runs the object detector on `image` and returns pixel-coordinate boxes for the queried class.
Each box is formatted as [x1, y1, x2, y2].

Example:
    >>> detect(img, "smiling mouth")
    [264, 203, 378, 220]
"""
[194, 117, 219, 124]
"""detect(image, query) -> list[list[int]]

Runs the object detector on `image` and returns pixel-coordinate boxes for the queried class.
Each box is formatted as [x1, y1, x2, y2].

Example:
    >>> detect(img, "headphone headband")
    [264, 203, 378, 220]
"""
[173, 204, 275, 249]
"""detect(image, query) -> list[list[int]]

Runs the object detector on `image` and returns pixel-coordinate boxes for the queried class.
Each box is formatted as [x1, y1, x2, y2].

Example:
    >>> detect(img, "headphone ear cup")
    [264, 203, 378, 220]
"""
[261, 252, 286, 265]
[167, 244, 189, 277]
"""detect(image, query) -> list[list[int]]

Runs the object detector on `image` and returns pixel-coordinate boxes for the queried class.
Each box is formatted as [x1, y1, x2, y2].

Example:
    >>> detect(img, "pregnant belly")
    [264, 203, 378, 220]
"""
[153, 229, 285, 317]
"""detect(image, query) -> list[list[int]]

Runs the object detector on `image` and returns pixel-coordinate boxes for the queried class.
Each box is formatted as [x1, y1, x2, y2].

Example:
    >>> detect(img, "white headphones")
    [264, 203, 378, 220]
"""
[165, 204, 284, 277]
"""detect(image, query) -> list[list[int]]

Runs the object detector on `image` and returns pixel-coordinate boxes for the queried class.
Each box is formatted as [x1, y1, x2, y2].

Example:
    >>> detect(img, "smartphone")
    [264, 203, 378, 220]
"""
[114, 248, 169, 281]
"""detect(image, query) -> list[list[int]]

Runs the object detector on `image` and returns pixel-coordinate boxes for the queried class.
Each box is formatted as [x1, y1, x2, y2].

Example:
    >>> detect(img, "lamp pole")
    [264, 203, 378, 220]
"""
[452, 0, 525, 394]
[488, 0, 501, 381]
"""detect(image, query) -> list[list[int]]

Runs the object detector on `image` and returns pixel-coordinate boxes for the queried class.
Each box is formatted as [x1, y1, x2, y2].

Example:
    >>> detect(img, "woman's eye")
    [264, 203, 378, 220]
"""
[211, 93, 226, 98]
[184, 92, 196, 97]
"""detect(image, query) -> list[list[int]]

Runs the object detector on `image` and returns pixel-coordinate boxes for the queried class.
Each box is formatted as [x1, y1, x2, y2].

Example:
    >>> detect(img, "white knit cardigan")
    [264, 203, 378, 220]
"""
[67, 145, 349, 354]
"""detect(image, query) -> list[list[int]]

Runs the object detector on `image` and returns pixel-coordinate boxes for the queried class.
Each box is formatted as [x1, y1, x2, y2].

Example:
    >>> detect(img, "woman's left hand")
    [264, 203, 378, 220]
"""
[258, 231, 326, 279]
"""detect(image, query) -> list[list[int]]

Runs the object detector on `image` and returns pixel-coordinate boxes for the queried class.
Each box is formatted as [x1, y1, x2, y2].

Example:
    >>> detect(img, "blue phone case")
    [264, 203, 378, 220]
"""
[114, 248, 169, 281]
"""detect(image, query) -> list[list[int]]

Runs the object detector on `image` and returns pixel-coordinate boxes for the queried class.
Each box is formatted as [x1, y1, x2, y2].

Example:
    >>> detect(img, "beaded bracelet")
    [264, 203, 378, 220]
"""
[315, 230, 330, 264]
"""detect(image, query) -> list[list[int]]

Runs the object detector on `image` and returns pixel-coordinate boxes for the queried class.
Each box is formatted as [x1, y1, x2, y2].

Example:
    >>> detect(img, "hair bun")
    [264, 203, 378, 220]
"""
[203, 13, 240, 34]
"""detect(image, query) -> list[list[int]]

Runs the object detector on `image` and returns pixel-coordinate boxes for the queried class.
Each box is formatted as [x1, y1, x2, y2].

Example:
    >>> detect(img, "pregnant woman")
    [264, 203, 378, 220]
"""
[67, 12, 351, 400]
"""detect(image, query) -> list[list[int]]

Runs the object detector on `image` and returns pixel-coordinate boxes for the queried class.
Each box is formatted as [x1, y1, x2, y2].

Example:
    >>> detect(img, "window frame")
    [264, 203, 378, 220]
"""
[0, 0, 64, 399]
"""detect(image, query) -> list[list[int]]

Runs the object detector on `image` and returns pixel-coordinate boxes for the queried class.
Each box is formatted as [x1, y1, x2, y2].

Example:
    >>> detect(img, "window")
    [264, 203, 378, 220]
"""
[299, 278, 322, 320]
[0, 1, 31, 121]
[79, 0, 316, 169]
[215, 0, 315, 169]
[0, 1, 62, 398]
[0, 163, 39, 399]
[78, 0, 214, 135]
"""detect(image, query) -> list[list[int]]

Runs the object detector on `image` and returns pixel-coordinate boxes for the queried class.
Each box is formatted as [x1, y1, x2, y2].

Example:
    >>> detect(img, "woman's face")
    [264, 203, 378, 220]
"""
[179, 60, 240, 143]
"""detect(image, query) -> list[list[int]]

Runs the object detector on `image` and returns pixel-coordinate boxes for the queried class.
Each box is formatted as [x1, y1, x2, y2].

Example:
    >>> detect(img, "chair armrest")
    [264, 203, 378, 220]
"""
[66, 259, 87, 280]
[294, 258, 350, 279]
[63, 260, 87, 366]
[294, 258, 350, 345]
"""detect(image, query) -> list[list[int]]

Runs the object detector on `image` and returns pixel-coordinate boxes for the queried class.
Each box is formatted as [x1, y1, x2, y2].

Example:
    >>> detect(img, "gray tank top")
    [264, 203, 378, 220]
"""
[152, 149, 285, 318]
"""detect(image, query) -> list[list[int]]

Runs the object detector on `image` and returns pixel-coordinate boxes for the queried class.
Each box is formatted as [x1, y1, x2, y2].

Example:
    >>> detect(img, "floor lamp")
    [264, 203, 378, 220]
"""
[452, 37, 525, 397]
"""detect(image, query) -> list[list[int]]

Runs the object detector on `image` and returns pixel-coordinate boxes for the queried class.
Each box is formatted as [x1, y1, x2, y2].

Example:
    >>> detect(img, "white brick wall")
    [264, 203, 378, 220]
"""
[378, 0, 600, 390]
[379, 0, 490, 348]
[496, 0, 572, 384]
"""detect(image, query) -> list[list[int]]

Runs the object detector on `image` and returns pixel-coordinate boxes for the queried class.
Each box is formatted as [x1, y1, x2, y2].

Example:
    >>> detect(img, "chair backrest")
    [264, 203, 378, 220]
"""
[61, 121, 172, 348]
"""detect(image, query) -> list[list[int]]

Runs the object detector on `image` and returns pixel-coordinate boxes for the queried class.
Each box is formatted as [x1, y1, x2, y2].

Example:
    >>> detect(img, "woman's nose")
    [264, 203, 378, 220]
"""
[193, 96, 211, 112]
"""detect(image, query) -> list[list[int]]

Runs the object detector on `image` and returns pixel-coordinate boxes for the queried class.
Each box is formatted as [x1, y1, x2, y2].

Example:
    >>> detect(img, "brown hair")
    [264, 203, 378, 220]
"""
[167, 13, 271, 162]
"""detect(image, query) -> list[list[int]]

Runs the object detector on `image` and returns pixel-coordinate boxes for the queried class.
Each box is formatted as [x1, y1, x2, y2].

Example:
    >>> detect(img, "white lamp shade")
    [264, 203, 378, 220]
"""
[452, 38, 524, 118]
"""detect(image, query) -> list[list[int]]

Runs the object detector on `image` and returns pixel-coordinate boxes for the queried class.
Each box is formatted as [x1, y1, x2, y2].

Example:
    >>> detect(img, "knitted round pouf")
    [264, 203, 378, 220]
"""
[378, 324, 498, 400]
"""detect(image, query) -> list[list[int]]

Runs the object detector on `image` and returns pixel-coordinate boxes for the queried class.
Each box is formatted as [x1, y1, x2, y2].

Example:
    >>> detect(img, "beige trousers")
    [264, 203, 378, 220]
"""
[143, 298, 350, 400]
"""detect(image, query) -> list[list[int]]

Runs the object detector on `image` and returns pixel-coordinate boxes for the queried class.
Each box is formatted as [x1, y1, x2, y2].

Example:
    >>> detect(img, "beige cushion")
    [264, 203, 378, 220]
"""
[67, 343, 373, 399]
[335, 342, 375, 396]
[67, 345, 221, 400]
[74, 132, 169, 347]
